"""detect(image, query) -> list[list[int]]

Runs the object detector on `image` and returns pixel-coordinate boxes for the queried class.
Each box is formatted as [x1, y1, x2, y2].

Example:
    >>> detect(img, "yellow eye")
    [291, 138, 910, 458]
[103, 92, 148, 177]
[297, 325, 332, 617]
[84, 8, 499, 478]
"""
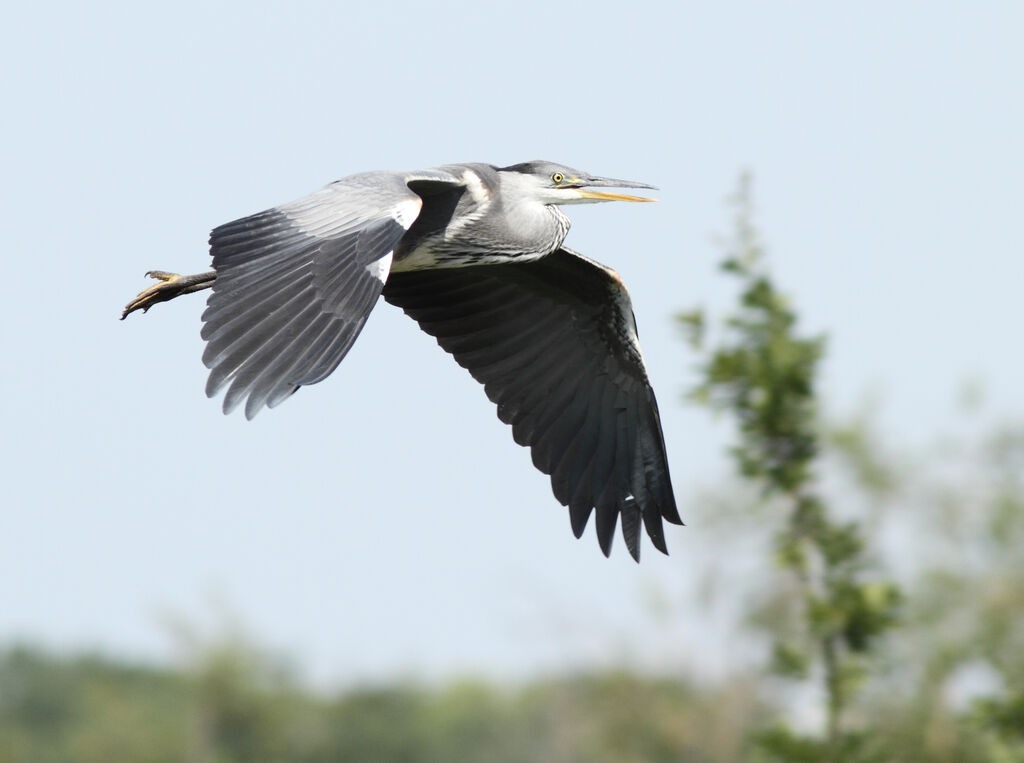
[552, 172, 564, 184]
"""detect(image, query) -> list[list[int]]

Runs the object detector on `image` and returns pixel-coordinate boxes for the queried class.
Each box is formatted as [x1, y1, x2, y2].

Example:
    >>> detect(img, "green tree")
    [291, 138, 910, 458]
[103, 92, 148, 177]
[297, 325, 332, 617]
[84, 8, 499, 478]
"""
[680, 174, 901, 761]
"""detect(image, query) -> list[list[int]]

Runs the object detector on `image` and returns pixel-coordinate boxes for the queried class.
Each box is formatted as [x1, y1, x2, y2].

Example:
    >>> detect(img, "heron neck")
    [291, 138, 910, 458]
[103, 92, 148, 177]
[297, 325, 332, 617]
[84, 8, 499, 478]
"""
[495, 174, 571, 256]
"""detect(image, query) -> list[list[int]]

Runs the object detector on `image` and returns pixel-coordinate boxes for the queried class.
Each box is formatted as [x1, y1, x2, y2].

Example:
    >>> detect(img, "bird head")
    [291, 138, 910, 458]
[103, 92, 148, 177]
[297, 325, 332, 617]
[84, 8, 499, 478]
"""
[499, 161, 657, 206]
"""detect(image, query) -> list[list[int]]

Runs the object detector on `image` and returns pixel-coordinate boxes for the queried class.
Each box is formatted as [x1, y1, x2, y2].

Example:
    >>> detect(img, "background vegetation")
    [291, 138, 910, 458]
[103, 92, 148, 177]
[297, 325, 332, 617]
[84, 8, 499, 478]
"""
[2, 181, 1020, 762]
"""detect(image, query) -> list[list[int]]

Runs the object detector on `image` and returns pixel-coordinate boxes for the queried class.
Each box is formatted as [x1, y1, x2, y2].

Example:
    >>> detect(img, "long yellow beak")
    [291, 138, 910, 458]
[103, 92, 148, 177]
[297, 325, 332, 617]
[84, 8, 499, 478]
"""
[576, 189, 657, 203]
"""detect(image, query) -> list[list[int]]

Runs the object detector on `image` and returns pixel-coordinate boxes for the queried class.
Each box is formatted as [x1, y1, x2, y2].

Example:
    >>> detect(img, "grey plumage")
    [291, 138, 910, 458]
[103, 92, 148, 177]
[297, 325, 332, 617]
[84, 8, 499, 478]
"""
[122, 161, 682, 560]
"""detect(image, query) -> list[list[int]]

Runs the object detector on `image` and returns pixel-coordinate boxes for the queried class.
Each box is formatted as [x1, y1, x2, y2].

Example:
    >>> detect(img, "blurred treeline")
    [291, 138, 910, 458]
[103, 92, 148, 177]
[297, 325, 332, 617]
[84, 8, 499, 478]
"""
[0, 644, 767, 762]
[2, 181, 1022, 762]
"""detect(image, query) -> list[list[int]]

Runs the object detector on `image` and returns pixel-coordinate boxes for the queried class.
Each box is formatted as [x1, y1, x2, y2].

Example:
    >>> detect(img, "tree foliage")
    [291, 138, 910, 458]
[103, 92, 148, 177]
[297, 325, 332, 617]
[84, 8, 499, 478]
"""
[682, 175, 903, 761]
[0, 646, 767, 763]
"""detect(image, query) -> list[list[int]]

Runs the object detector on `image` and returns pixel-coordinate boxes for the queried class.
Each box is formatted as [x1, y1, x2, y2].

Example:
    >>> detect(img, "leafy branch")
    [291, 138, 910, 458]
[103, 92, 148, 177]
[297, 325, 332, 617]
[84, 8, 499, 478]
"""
[681, 174, 902, 762]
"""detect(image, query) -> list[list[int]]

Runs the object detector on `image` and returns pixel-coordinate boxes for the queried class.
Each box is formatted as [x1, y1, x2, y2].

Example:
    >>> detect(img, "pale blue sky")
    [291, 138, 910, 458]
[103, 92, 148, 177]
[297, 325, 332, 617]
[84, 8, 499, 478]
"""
[2, 2, 1021, 684]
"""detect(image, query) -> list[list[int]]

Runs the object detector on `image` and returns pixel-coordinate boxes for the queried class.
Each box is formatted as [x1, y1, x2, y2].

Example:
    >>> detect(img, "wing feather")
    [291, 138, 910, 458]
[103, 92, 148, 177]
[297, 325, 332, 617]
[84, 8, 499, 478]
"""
[200, 170, 463, 418]
[383, 247, 680, 560]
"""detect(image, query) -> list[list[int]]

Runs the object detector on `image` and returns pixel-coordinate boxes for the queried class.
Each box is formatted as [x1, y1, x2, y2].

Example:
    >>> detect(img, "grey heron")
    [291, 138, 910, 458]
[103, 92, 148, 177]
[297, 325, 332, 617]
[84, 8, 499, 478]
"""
[122, 161, 682, 560]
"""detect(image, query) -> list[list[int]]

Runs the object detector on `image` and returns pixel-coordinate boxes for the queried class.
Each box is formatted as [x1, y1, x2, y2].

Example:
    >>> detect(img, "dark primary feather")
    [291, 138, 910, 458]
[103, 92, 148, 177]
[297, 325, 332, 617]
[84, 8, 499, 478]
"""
[383, 247, 681, 561]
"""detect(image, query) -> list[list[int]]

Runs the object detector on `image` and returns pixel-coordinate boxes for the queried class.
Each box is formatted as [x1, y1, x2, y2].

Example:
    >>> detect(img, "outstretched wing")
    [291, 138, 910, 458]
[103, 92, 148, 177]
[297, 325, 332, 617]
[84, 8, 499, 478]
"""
[382, 247, 681, 561]
[201, 169, 462, 419]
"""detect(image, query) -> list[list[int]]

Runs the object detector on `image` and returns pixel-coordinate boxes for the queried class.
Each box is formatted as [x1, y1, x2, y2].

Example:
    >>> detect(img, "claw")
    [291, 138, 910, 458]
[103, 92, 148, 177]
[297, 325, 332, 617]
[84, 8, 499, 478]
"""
[121, 269, 216, 320]
[122, 271, 184, 319]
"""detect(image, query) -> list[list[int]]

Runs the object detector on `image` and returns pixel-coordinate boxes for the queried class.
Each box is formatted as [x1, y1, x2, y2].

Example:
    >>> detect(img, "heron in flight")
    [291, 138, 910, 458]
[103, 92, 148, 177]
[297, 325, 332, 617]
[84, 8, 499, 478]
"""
[122, 161, 681, 560]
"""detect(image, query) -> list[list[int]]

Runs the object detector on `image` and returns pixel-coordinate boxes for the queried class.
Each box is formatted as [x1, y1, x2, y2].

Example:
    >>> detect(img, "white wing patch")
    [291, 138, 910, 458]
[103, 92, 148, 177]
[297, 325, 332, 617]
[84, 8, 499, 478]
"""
[365, 251, 394, 284]
[461, 169, 489, 204]
[391, 198, 422, 230]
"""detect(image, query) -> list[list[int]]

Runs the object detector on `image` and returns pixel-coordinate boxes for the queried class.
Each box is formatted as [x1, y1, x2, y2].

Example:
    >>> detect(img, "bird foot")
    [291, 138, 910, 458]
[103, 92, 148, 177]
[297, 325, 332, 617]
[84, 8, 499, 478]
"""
[122, 271, 186, 319]
[121, 270, 216, 319]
